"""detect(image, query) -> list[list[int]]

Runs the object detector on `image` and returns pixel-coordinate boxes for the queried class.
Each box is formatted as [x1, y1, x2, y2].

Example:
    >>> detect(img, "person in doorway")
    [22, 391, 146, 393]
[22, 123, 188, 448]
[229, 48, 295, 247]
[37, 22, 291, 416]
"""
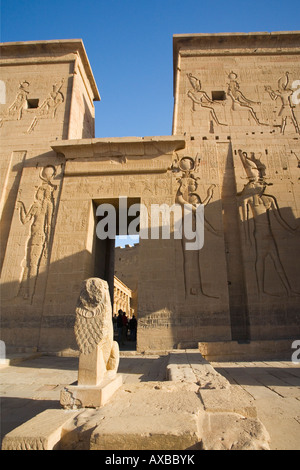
[117, 309, 124, 345]
[129, 315, 137, 341]
[122, 311, 128, 343]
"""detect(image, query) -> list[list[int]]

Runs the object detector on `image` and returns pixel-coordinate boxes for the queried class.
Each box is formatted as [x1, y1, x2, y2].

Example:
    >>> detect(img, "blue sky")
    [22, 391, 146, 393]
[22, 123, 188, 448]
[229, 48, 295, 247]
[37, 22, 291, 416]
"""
[1, 0, 300, 140]
[1, 0, 299, 247]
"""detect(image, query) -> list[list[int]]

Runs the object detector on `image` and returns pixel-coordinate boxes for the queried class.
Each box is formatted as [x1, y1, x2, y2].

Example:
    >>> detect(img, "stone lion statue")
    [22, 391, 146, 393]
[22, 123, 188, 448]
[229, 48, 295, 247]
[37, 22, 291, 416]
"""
[74, 277, 119, 374]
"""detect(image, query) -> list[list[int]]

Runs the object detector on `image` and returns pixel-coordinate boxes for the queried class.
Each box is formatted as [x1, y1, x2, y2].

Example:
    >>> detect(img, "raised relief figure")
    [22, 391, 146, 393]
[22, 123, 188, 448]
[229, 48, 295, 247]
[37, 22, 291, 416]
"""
[16, 166, 56, 302]
[187, 73, 227, 126]
[227, 72, 267, 126]
[265, 72, 300, 134]
[175, 156, 220, 299]
[27, 79, 64, 133]
[74, 278, 119, 384]
[0, 78, 65, 131]
[0, 81, 30, 126]
[238, 149, 299, 297]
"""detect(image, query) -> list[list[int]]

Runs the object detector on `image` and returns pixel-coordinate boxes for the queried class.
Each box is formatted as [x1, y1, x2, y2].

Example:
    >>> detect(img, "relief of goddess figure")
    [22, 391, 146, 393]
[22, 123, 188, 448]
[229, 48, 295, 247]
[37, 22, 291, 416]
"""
[16, 166, 56, 302]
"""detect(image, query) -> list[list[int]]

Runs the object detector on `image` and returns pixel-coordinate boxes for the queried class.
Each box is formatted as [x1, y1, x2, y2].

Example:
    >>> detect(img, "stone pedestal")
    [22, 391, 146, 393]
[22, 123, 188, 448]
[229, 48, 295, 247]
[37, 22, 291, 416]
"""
[60, 373, 123, 409]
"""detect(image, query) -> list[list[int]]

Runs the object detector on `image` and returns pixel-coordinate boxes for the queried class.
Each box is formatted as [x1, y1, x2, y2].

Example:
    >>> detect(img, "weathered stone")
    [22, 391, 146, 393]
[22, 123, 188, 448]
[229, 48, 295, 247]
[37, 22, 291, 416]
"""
[60, 374, 123, 409]
[200, 413, 270, 450]
[1, 351, 271, 450]
[198, 339, 295, 362]
[167, 350, 230, 389]
[90, 414, 201, 450]
[1, 409, 80, 450]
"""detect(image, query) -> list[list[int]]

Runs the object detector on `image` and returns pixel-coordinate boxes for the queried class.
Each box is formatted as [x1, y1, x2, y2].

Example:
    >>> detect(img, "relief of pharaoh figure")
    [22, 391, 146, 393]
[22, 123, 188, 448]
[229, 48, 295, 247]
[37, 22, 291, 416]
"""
[265, 72, 300, 135]
[187, 73, 227, 126]
[227, 72, 268, 126]
[238, 149, 299, 297]
[27, 79, 64, 133]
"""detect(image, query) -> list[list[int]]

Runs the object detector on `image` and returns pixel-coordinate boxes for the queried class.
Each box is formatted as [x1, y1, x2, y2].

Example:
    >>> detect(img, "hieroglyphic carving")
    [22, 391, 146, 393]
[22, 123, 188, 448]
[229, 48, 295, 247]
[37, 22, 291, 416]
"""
[16, 166, 57, 302]
[265, 72, 300, 134]
[237, 149, 299, 297]
[175, 156, 220, 299]
[141, 180, 154, 196]
[227, 72, 267, 126]
[154, 178, 172, 196]
[187, 73, 227, 126]
[27, 79, 64, 133]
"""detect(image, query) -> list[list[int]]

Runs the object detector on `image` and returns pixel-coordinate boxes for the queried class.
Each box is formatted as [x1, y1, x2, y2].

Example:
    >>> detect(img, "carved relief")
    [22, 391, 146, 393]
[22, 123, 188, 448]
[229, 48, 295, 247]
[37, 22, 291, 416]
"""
[187, 73, 227, 126]
[175, 156, 220, 299]
[154, 178, 171, 196]
[0, 81, 29, 126]
[0, 79, 64, 131]
[141, 180, 154, 196]
[172, 154, 201, 175]
[74, 277, 119, 372]
[265, 72, 300, 134]
[16, 166, 57, 302]
[237, 149, 299, 297]
[227, 72, 267, 126]
[27, 79, 64, 133]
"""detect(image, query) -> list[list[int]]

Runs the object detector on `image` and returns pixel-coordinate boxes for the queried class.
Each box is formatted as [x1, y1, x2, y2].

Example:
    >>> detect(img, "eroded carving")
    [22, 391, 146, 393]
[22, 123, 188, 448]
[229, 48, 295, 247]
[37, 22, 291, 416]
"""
[0, 81, 30, 126]
[0, 79, 64, 131]
[238, 149, 299, 297]
[16, 166, 56, 302]
[187, 73, 227, 126]
[265, 72, 300, 134]
[75, 277, 119, 375]
[227, 72, 267, 126]
[27, 79, 64, 133]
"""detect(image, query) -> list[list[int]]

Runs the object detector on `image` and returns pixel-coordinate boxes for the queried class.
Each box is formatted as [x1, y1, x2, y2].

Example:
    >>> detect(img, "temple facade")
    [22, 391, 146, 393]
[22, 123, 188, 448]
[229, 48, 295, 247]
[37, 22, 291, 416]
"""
[0, 33, 299, 355]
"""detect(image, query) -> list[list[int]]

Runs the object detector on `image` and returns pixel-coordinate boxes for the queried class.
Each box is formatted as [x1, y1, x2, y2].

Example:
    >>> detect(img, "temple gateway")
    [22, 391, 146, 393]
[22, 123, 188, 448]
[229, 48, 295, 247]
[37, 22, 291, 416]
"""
[1, 32, 299, 358]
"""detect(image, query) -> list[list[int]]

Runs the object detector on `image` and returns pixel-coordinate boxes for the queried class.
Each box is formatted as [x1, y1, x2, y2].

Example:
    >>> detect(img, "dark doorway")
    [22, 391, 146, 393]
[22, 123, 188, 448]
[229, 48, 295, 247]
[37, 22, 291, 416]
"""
[93, 198, 140, 351]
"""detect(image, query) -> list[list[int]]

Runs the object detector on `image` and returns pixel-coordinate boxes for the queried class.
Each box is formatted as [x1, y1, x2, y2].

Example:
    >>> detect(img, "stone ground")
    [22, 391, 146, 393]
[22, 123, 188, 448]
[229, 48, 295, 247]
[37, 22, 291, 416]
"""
[211, 360, 300, 450]
[0, 352, 299, 450]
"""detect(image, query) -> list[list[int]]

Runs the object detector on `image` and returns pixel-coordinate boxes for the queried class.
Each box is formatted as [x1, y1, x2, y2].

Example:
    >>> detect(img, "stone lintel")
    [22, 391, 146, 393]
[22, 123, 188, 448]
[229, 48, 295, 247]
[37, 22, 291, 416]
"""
[51, 135, 186, 158]
[51, 136, 186, 176]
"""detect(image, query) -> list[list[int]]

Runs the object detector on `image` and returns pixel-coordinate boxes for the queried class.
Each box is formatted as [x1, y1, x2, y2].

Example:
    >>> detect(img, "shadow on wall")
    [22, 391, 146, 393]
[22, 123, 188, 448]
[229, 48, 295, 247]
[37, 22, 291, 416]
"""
[0, 189, 299, 353]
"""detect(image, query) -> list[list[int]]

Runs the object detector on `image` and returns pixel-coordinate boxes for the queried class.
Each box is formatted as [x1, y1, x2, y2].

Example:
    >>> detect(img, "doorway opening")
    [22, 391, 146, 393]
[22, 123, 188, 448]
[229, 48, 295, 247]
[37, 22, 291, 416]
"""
[93, 198, 140, 351]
